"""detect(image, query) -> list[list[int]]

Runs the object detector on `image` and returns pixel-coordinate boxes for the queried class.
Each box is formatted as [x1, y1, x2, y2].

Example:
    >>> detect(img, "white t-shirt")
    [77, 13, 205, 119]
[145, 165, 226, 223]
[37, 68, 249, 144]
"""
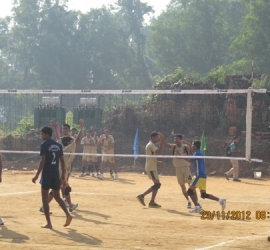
[145, 141, 158, 172]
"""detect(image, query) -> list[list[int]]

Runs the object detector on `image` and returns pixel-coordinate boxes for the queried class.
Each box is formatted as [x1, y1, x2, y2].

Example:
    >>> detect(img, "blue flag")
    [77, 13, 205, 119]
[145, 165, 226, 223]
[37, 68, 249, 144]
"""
[133, 128, 139, 159]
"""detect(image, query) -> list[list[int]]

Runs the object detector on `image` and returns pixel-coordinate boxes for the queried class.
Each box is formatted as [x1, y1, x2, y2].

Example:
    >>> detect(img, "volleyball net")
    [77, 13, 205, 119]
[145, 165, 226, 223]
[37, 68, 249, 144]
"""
[0, 88, 268, 173]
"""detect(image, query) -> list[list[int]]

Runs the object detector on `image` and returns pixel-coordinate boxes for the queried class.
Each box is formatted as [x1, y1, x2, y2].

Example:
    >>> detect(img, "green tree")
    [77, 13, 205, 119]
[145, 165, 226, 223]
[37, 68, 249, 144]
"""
[116, 0, 154, 88]
[147, 0, 246, 76]
[230, 0, 270, 74]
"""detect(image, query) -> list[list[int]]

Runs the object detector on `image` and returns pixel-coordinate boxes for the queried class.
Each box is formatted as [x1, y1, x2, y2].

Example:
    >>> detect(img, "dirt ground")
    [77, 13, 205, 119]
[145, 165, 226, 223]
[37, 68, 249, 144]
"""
[1, 171, 270, 250]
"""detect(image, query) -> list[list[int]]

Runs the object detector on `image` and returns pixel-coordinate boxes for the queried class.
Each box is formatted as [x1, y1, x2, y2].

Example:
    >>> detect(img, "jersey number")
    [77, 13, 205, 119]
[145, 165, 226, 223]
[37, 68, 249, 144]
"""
[51, 152, 56, 164]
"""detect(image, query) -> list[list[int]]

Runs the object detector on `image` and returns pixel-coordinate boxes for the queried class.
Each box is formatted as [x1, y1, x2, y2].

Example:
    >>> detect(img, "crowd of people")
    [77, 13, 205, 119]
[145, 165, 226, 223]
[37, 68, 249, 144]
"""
[0, 120, 243, 228]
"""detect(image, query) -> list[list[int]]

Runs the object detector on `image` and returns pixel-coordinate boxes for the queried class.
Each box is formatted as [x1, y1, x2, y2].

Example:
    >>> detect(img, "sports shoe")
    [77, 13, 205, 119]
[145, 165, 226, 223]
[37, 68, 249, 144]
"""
[98, 173, 104, 180]
[91, 173, 96, 177]
[187, 201, 192, 209]
[233, 178, 241, 182]
[224, 173, 229, 180]
[148, 201, 161, 208]
[69, 203, 78, 212]
[0, 217, 4, 225]
[85, 172, 90, 176]
[219, 199, 226, 210]
[70, 172, 75, 177]
[189, 206, 202, 213]
[197, 202, 202, 209]
[39, 206, 52, 214]
[79, 173, 85, 177]
[136, 194, 145, 206]
[114, 174, 119, 180]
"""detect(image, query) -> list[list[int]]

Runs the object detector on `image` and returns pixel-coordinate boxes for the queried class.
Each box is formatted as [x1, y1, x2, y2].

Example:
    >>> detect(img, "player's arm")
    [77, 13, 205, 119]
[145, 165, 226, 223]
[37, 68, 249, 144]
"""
[32, 155, 45, 183]
[0, 154, 3, 183]
[158, 132, 171, 148]
[59, 155, 68, 187]
[160, 137, 171, 148]
[90, 137, 96, 146]
[75, 119, 84, 144]
[157, 161, 166, 166]
[106, 143, 114, 151]
[185, 157, 192, 162]
[106, 136, 114, 150]
[97, 134, 105, 146]
[50, 120, 60, 141]
[81, 137, 86, 146]
[155, 143, 163, 155]
[155, 135, 165, 165]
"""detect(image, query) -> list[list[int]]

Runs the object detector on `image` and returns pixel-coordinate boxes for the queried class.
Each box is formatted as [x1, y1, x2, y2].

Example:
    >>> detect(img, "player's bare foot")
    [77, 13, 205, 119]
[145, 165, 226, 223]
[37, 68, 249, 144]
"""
[64, 215, 73, 227]
[41, 224, 52, 229]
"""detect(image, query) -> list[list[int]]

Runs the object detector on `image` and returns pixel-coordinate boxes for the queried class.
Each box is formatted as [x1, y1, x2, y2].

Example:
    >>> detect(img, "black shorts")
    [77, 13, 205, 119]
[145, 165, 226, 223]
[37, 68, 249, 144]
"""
[40, 174, 61, 191]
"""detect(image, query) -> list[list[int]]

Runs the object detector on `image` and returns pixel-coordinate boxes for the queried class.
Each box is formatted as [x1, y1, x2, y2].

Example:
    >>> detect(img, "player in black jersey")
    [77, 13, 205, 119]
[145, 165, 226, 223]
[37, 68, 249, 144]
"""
[32, 126, 72, 229]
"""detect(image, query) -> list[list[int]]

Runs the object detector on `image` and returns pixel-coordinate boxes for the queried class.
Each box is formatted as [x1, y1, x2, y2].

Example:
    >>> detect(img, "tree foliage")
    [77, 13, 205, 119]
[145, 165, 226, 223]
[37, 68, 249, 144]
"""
[0, 0, 270, 90]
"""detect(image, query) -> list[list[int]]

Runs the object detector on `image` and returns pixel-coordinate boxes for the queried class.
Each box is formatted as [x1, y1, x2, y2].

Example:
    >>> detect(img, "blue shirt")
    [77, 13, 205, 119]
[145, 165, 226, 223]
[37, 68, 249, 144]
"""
[230, 142, 236, 151]
[40, 139, 63, 175]
[191, 150, 207, 178]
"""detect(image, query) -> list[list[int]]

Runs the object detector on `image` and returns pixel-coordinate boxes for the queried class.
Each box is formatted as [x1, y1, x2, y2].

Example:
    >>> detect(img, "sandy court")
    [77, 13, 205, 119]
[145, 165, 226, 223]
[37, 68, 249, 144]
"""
[0, 171, 270, 250]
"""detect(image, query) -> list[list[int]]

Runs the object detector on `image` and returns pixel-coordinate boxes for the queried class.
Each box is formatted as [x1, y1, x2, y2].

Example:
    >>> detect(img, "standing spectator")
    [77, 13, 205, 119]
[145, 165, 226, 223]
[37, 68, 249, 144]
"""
[225, 136, 242, 182]
[98, 129, 118, 180]
[80, 129, 99, 177]
[70, 128, 78, 177]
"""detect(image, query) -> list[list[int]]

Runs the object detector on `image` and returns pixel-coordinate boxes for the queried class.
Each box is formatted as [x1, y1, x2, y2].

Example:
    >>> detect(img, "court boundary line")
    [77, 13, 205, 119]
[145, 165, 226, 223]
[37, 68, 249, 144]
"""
[0, 191, 114, 197]
[196, 234, 269, 250]
[1, 191, 270, 203]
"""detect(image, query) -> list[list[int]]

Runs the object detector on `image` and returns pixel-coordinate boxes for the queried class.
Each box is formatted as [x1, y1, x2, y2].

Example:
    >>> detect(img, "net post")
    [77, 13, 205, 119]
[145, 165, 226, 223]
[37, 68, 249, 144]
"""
[245, 88, 253, 161]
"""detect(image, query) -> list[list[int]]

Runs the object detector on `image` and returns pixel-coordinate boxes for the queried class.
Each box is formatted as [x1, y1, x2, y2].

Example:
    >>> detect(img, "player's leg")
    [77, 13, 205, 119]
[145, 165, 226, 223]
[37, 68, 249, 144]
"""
[149, 178, 161, 207]
[187, 176, 202, 212]
[54, 189, 73, 227]
[40, 189, 53, 214]
[87, 159, 93, 176]
[225, 159, 236, 179]
[93, 157, 99, 177]
[136, 171, 161, 208]
[63, 167, 78, 212]
[41, 187, 52, 228]
[64, 185, 78, 212]
[109, 158, 118, 179]
[95, 162, 100, 175]
[80, 157, 87, 177]
[232, 160, 240, 181]
[98, 158, 106, 179]
[69, 160, 75, 177]
[187, 185, 199, 206]
[176, 167, 191, 208]
[200, 190, 226, 210]
[53, 189, 73, 227]
[108, 157, 114, 177]
[198, 178, 226, 210]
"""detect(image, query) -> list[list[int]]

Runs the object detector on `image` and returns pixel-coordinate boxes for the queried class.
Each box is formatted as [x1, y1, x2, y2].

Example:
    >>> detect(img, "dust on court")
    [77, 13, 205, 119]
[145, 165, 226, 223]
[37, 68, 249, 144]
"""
[0, 171, 270, 250]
